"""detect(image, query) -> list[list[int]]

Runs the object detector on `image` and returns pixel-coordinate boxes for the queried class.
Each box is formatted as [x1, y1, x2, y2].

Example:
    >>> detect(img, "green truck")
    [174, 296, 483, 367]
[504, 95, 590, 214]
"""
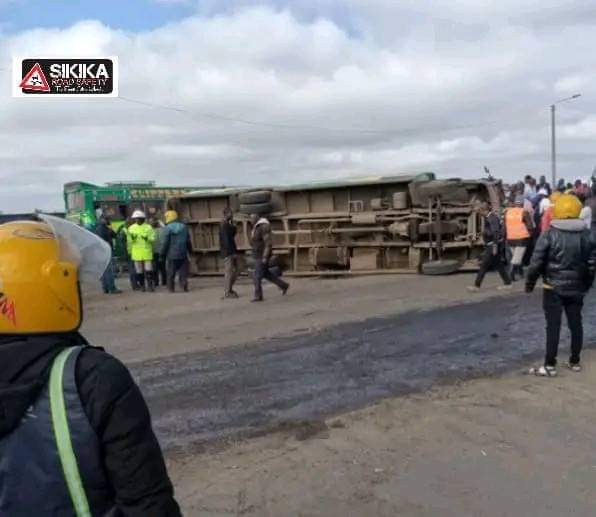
[63, 181, 213, 265]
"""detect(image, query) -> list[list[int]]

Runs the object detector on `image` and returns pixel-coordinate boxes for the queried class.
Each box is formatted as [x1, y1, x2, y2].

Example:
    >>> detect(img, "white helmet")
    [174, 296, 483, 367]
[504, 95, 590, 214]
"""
[131, 210, 146, 219]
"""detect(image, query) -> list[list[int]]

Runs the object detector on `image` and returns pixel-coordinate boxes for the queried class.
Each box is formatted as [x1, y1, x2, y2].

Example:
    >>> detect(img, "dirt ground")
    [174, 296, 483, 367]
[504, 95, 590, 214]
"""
[169, 358, 596, 516]
[82, 272, 519, 363]
[81, 273, 596, 516]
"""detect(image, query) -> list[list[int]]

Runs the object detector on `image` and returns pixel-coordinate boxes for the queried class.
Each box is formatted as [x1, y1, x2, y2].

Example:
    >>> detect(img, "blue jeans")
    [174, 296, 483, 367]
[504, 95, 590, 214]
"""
[101, 259, 117, 293]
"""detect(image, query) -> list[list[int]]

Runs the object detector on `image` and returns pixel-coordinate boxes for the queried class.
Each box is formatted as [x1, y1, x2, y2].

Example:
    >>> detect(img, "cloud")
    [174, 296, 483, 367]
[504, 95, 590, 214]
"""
[1, 4, 595, 211]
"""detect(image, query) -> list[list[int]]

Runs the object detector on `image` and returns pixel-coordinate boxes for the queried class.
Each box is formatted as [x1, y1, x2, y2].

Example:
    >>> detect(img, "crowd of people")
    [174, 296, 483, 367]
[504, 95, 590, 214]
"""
[96, 209, 191, 294]
[96, 207, 290, 303]
[472, 174, 596, 377]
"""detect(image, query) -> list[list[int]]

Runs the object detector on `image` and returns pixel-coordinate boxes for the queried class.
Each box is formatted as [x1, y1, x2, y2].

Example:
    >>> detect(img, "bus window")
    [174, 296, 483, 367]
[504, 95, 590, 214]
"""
[67, 192, 84, 211]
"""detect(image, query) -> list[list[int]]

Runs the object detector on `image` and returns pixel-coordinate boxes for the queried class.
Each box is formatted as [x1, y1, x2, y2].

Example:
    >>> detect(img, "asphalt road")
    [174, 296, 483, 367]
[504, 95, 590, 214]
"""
[133, 290, 596, 452]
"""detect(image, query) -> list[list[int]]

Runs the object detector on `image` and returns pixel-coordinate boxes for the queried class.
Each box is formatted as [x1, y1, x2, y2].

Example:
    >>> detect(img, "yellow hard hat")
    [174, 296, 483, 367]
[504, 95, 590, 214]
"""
[552, 193, 582, 220]
[165, 210, 178, 224]
[0, 216, 111, 334]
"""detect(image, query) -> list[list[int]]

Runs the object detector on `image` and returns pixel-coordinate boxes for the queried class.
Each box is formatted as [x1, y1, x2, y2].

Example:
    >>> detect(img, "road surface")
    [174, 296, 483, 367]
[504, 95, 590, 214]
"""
[132, 290, 596, 452]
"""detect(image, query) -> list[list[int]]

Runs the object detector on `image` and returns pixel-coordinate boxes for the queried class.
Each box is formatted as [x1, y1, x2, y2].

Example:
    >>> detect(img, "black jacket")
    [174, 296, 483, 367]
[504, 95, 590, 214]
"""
[0, 334, 181, 517]
[219, 220, 238, 258]
[251, 220, 272, 261]
[161, 221, 192, 261]
[96, 223, 116, 251]
[526, 219, 596, 296]
[483, 212, 504, 246]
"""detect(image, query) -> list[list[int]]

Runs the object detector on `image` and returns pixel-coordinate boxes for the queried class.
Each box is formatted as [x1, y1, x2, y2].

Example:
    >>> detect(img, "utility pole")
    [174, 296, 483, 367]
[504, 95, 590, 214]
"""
[551, 104, 556, 187]
[550, 93, 581, 188]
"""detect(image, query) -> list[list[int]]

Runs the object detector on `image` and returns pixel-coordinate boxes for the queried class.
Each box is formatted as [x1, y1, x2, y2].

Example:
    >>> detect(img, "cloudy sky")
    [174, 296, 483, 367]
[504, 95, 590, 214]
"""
[0, 0, 594, 211]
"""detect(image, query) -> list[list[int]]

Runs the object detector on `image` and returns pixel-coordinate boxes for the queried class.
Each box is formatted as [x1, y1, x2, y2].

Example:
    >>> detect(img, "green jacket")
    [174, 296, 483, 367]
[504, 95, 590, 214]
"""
[127, 223, 156, 261]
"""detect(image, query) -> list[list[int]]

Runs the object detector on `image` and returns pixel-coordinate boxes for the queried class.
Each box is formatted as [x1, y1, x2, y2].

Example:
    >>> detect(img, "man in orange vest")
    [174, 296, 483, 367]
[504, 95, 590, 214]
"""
[505, 195, 534, 281]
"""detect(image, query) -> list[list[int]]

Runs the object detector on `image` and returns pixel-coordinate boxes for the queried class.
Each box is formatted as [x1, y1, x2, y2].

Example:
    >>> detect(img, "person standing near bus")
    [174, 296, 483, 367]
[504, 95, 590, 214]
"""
[220, 207, 240, 299]
[161, 210, 192, 293]
[127, 210, 156, 292]
[151, 217, 168, 288]
[95, 216, 122, 294]
[505, 195, 534, 281]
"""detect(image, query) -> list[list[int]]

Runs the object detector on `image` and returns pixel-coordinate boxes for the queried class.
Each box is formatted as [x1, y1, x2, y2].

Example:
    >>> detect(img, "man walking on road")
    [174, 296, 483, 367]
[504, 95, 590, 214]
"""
[220, 207, 239, 299]
[161, 210, 192, 293]
[127, 210, 156, 292]
[468, 202, 512, 292]
[95, 216, 122, 294]
[505, 195, 534, 281]
[250, 213, 289, 302]
[526, 194, 596, 377]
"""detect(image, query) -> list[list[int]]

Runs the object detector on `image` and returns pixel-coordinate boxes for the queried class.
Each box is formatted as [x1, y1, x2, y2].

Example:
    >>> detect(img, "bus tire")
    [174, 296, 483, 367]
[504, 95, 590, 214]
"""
[239, 190, 272, 204]
[240, 202, 272, 215]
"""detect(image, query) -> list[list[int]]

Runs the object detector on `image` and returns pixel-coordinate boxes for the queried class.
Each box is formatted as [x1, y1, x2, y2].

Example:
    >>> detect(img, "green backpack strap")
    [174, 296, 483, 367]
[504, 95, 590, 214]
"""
[49, 347, 92, 517]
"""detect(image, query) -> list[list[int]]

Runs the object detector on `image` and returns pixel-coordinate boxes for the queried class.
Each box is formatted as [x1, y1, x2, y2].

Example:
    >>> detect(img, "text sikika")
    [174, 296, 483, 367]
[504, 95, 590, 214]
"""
[49, 63, 110, 80]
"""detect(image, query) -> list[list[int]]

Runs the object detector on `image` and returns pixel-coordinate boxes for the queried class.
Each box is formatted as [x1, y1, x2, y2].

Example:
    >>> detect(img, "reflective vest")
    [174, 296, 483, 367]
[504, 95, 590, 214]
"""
[505, 207, 530, 240]
[541, 206, 553, 232]
[0, 347, 115, 517]
[127, 223, 156, 261]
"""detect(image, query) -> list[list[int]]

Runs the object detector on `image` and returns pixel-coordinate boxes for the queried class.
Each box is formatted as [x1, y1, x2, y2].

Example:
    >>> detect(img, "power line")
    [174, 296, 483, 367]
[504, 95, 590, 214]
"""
[118, 95, 499, 137]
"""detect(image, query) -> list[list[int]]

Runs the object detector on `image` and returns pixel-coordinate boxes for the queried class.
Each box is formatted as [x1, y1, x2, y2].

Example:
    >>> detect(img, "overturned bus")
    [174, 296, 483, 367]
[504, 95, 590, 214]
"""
[174, 173, 503, 276]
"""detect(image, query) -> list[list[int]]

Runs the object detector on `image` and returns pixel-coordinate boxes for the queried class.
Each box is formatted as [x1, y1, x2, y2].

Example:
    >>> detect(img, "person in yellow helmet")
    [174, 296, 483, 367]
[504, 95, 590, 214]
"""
[526, 194, 596, 377]
[127, 210, 156, 292]
[0, 215, 181, 516]
[160, 210, 192, 292]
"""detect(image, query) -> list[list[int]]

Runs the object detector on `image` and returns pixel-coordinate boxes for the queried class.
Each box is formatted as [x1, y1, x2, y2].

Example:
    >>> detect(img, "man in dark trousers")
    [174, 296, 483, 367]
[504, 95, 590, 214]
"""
[151, 217, 168, 288]
[468, 202, 512, 292]
[526, 194, 596, 377]
[161, 210, 192, 292]
[505, 195, 534, 281]
[117, 217, 139, 291]
[220, 207, 239, 299]
[0, 215, 181, 516]
[95, 216, 122, 294]
[250, 213, 289, 302]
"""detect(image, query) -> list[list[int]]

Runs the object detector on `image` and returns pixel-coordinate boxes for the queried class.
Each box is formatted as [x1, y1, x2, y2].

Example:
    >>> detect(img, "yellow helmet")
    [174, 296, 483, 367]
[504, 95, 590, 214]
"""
[165, 210, 178, 224]
[552, 193, 582, 220]
[0, 215, 110, 334]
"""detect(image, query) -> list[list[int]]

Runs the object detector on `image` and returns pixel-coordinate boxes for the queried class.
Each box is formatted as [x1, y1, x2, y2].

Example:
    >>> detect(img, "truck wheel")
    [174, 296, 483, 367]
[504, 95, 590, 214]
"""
[240, 202, 272, 215]
[421, 259, 461, 275]
[238, 190, 272, 204]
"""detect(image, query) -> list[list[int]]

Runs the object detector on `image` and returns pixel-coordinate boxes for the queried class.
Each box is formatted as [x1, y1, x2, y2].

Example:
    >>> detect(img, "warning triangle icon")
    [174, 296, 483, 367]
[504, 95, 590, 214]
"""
[19, 62, 50, 92]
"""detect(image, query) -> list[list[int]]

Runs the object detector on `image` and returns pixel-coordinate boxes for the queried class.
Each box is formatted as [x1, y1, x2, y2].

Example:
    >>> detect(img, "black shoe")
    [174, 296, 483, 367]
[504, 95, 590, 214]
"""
[251, 297, 263, 302]
[224, 292, 239, 299]
[281, 285, 289, 296]
[109, 289, 123, 294]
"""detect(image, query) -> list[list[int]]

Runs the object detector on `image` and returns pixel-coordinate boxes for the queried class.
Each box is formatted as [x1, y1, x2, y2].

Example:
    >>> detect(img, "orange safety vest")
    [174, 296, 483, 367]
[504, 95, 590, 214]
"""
[505, 207, 530, 240]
